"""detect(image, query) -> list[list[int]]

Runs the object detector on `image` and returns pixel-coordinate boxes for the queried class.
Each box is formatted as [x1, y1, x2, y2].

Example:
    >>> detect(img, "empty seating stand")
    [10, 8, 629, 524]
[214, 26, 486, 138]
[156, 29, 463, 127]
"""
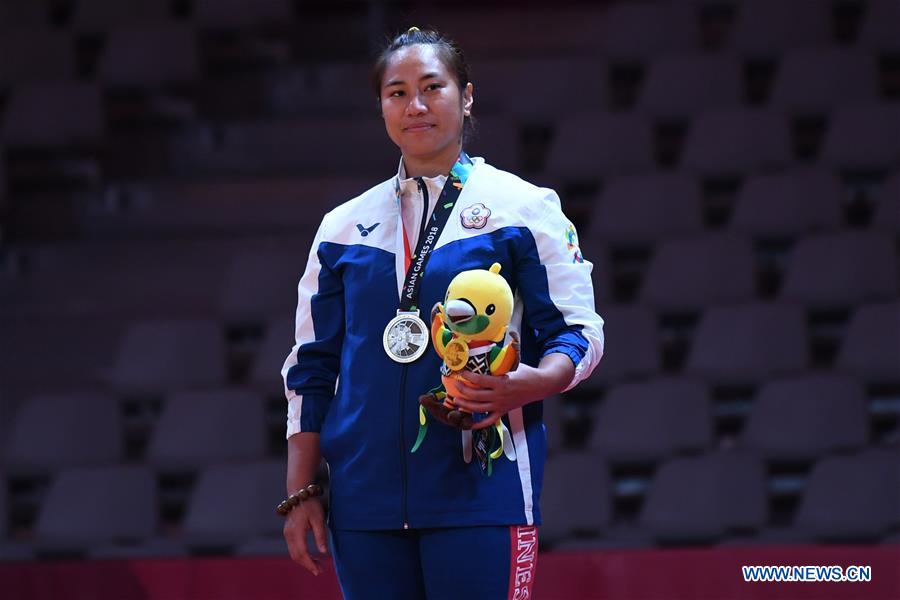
[539, 451, 612, 544]
[106, 318, 227, 394]
[637, 53, 742, 119]
[98, 23, 199, 88]
[145, 389, 268, 471]
[590, 173, 704, 245]
[836, 302, 900, 383]
[739, 374, 868, 461]
[779, 231, 899, 310]
[769, 47, 879, 114]
[0, 29, 75, 85]
[4, 393, 124, 475]
[640, 451, 767, 544]
[821, 104, 900, 172]
[640, 232, 756, 311]
[581, 304, 661, 388]
[730, 168, 843, 237]
[545, 113, 655, 179]
[686, 302, 809, 384]
[588, 377, 712, 464]
[181, 459, 286, 548]
[680, 108, 792, 176]
[1, 82, 104, 148]
[727, 0, 831, 59]
[34, 465, 157, 551]
[794, 448, 900, 541]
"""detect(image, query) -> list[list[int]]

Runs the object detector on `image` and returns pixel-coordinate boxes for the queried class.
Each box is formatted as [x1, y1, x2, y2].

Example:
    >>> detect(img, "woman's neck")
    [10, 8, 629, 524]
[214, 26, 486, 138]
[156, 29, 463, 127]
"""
[402, 143, 462, 178]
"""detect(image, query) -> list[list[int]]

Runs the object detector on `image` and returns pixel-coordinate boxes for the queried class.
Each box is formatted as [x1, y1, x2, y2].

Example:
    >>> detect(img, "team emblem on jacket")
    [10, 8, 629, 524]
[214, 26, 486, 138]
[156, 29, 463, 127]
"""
[565, 224, 584, 263]
[460, 202, 491, 229]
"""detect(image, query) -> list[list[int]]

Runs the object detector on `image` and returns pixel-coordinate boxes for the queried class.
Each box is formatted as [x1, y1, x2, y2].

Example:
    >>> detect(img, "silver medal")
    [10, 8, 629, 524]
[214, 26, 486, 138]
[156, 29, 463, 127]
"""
[383, 310, 429, 363]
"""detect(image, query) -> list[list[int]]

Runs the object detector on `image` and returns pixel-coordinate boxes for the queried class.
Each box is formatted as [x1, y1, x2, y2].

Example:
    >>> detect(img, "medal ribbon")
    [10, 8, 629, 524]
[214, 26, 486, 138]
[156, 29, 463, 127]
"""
[397, 152, 473, 312]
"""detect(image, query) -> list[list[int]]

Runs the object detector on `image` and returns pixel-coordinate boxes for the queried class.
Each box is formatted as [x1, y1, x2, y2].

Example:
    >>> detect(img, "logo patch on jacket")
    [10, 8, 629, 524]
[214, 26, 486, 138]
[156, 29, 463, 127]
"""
[565, 224, 584, 262]
[460, 203, 491, 229]
[356, 223, 380, 236]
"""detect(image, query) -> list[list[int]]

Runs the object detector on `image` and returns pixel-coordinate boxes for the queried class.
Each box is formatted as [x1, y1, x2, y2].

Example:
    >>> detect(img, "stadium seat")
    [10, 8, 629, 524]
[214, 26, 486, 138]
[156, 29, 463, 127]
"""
[98, 24, 199, 87]
[597, 1, 699, 61]
[740, 374, 868, 461]
[106, 318, 227, 394]
[4, 393, 123, 474]
[171, 118, 397, 176]
[779, 231, 899, 309]
[464, 115, 519, 173]
[182, 459, 286, 546]
[821, 104, 900, 171]
[589, 173, 703, 244]
[0, 316, 126, 387]
[859, 0, 900, 53]
[0, 29, 75, 85]
[686, 303, 809, 384]
[873, 171, 900, 233]
[640, 451, 767, 543]
[1, 82, 104, 147]
[640, 232, 756, 311]
[269, 61, 374, 115]
[836, 302, 900, 382]
[637, 53, 742, 118]
[545, 113, 655, 178]
[475, 57, 609, 120]
[193, 0, 292, 28]
[680, 108, 792, 175]
[727, 0, 830, 58]
[730, 168, 843, 237]
[581, 305, 660, 387]
[539, 451, 611, 543]
[794, 448, 900, 541]
[221, 249, 305, 323]
[145, 389, 268, 470]
[0, 1, 48, 29]
[251, 314, 295, 395]
[769, 47, 879, 113]
[34, 465, 157, 548]
[71, 0, 172, 31]
[588, 377, 712, 463]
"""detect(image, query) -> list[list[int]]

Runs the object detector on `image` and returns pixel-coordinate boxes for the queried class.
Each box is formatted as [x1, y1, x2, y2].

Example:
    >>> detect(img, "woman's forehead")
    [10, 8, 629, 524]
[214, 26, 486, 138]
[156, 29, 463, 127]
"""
[383, 44, 449, 82]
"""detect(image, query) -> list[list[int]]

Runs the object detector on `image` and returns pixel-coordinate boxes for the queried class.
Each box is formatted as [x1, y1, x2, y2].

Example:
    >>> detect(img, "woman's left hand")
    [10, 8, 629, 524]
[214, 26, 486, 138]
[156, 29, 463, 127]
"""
[450, 353, 575, 430]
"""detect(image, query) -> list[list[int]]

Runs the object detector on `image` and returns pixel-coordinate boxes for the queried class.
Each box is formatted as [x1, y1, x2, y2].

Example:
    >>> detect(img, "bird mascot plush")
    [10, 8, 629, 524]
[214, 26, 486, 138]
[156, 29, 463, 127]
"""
[412, 263, 519, 475]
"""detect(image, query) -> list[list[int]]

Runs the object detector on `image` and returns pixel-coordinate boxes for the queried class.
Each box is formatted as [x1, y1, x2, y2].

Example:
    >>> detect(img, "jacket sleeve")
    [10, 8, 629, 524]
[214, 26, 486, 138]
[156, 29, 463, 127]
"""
[281, 215, 345, 437]
[517, 189, 604, 392]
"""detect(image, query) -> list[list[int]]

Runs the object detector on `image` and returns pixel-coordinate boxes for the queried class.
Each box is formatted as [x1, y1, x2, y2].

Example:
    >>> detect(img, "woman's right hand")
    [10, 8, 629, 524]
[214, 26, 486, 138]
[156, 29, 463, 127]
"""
[283, 497, 329, 576]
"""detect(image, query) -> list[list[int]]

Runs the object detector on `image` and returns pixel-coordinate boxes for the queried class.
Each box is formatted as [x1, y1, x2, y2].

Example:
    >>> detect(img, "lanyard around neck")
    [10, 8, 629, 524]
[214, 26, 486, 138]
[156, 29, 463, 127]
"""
[396, 152, 473, 313]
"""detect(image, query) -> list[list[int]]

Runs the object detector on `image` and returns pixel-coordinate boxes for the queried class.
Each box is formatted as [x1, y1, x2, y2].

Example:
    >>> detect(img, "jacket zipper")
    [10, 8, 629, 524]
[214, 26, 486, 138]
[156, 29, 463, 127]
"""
[399, 365, 410, 529]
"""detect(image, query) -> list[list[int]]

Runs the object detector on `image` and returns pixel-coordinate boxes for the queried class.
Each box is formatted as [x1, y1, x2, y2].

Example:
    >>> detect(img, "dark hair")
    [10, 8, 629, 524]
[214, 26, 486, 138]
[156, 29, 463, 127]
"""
[372, 27, 476, 143]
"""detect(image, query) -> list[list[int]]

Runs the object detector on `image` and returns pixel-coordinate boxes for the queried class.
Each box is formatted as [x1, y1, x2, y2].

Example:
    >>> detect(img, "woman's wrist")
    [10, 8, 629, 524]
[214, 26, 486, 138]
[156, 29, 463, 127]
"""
[277, 482, 323, 516]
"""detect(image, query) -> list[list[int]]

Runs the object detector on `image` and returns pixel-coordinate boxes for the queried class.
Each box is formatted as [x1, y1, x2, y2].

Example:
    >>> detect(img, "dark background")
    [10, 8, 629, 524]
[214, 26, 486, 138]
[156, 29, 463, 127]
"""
[0, 0, 898, 561]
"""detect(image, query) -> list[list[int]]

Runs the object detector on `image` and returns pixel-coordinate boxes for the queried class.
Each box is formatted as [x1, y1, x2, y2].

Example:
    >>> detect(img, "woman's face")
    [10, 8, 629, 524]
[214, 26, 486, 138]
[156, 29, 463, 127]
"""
[379, 44, 474, 167]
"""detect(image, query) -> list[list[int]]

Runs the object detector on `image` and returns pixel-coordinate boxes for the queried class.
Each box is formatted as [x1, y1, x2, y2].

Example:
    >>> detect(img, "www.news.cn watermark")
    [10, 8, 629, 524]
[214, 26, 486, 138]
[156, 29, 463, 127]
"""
[742, 565, 872, 583]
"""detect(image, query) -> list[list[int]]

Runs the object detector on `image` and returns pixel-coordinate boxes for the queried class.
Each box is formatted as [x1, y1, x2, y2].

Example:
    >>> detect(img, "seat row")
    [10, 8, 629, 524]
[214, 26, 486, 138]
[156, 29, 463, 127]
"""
[2, 446, 896, 559]
[2, 0, 897, 61]
[541, 446, 900, 547]
[2, 370, 893, 475]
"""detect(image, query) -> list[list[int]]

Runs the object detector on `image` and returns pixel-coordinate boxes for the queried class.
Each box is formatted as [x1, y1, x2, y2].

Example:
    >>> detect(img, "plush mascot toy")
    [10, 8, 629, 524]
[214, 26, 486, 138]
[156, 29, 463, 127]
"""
[412, 262, 519, 475]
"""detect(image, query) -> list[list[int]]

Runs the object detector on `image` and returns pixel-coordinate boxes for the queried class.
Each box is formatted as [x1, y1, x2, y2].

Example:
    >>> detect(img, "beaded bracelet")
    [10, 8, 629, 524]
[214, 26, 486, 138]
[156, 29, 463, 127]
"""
[276, 483, 323, 516]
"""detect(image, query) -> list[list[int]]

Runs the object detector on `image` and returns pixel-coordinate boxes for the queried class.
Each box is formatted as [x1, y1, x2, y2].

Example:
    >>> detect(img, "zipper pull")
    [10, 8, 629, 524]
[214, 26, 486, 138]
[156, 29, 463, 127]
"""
[403, 522, 410, 530]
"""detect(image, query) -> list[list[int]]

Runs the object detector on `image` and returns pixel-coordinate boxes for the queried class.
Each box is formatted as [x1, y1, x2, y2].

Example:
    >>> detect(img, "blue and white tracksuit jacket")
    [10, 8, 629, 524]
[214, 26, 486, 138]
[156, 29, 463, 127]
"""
[282, 156, 604, 530]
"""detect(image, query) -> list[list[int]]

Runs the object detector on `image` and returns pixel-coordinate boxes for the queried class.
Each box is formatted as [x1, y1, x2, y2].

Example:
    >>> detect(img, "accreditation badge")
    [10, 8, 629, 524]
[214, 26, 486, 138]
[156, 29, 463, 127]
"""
[383, 310, 429, 363]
